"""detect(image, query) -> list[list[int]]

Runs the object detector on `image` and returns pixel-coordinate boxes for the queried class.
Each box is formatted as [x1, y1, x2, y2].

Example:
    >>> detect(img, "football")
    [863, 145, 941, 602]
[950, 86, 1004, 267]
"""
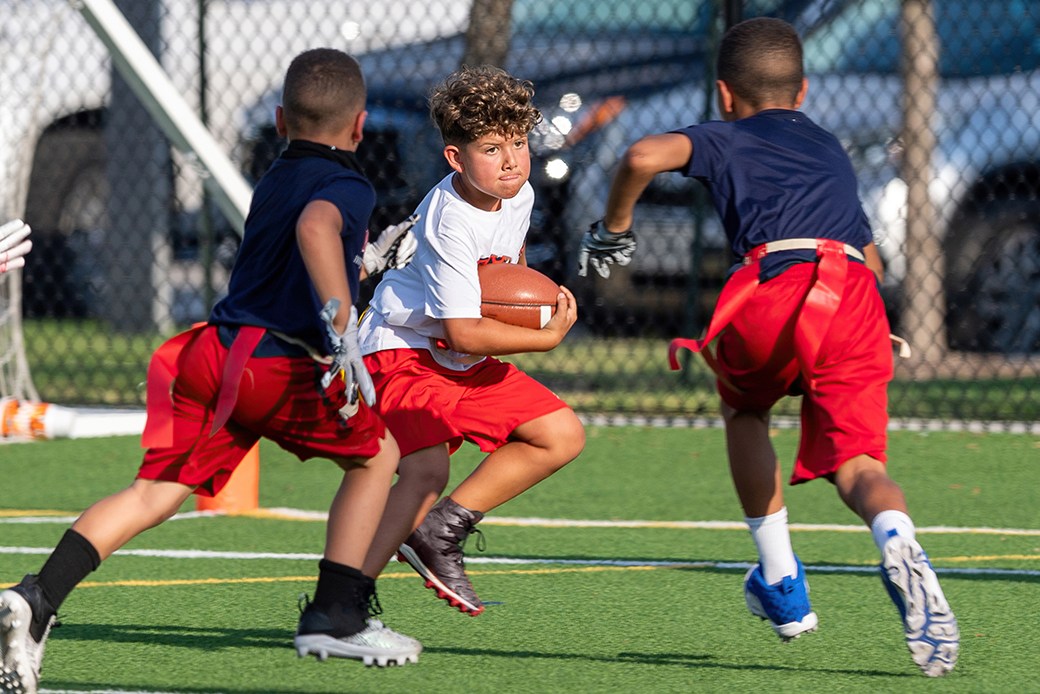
[478, 263, 561, 329]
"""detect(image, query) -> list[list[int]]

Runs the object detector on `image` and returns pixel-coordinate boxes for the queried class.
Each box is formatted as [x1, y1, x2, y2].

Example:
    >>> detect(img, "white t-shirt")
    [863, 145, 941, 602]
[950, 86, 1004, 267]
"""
[360, 173, 534, 370]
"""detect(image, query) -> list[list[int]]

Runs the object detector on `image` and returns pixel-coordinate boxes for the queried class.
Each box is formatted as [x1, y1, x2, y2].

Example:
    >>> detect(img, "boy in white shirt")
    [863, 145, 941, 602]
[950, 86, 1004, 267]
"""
[358, 65, 583, 615]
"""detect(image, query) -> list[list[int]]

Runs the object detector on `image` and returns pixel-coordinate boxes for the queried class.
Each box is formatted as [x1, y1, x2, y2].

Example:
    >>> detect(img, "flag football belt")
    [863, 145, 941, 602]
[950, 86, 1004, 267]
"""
[142, 324, 336, 448]
[667, 238, 905, 394]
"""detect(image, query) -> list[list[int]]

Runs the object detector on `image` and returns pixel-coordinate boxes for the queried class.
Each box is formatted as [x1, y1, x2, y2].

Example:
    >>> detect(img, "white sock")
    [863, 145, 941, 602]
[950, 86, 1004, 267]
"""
[746, 507, 798, 584]
[870, 509, 917, 552]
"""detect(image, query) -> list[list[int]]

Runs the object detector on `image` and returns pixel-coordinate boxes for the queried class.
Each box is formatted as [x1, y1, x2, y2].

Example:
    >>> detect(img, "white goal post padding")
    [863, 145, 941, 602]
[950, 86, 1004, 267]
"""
[74, 0, 253, 235]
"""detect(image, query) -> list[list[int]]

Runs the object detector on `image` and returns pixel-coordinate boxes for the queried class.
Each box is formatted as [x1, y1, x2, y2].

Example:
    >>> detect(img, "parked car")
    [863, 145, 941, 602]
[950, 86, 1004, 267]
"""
[237, 0, 827, 334]
[238, 0, 740, 281]
[243, 0, 1040, 353]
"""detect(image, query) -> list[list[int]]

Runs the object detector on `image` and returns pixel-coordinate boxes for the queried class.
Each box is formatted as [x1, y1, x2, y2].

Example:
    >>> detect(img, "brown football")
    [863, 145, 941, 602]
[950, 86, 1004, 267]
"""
[478, 263, 560, 329]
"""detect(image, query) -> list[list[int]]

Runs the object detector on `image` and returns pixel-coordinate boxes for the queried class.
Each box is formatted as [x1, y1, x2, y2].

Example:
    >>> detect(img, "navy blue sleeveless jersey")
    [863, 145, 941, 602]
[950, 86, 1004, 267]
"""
[210, 144, 375, 353]
[673, 109, 872, 279]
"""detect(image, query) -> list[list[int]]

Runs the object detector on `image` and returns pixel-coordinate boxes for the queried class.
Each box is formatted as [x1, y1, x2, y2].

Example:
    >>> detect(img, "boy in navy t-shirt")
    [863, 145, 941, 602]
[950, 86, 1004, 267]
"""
[0, 50, 420, 693]
[578, 17, 958, 678]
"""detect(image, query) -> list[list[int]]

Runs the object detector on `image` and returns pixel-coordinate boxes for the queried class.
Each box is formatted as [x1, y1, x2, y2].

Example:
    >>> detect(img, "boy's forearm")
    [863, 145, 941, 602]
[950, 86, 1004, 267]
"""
[297, 201, 353, 331]
[603, 158, 655, 232]
[603, 132, 694, 232]
[863, 242, 884, 283]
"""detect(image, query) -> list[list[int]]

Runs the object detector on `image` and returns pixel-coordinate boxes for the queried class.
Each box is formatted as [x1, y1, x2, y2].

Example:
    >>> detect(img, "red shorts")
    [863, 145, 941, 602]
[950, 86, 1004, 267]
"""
[138, 326, 385, 496]
[715, 262, 892, 483]
[363, 348, 570, 457]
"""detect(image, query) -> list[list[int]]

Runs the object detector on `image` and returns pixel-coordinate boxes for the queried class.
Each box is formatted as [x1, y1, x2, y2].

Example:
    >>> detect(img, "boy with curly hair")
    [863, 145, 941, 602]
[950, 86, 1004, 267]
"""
[357, 65, 584, 616]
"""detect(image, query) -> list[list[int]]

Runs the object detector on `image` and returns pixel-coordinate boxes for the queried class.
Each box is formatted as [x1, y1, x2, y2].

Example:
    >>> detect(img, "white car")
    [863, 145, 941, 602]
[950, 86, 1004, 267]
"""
[1, 0, 467, 322]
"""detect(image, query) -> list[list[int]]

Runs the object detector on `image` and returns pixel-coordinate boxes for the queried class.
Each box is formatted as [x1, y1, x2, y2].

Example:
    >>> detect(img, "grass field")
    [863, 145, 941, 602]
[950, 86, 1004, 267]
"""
[2, 426, 1039, 693]
[25, 320, 1040, 422]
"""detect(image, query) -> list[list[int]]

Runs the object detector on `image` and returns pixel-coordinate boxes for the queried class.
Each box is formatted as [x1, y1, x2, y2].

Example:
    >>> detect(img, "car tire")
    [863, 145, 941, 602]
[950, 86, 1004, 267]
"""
[944, 201, 1040, 354]
[22, 120, 109, 318]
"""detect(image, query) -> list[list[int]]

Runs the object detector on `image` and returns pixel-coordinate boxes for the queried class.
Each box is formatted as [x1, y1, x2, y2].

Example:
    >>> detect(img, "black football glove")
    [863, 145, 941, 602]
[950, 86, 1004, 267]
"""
[577, 220, 636, 279]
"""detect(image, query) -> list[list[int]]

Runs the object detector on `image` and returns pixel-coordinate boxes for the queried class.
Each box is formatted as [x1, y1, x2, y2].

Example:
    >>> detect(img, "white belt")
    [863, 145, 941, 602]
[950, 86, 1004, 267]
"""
[746, 238, 865, 263]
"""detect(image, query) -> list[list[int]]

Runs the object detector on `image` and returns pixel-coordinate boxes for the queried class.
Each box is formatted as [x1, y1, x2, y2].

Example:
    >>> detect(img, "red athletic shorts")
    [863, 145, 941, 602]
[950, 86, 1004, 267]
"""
[363, 348, 570, 457]
[138, 325, 385, 496]
[714, 262, 892, 483]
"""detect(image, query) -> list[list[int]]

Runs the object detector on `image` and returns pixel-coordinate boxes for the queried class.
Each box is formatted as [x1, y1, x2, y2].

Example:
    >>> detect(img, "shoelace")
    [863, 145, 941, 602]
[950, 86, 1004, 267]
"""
[364, 590, 384, 618]
[464, 526, 487, 553]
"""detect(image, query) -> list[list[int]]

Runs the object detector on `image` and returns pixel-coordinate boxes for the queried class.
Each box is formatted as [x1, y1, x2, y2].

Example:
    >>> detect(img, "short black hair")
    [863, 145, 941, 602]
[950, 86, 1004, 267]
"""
[282, 48, 366, 136]
[717, 17, 804, 108]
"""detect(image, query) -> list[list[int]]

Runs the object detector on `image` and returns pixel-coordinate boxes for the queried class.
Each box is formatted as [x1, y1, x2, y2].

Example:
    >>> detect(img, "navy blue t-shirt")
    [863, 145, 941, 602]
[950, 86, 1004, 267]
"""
[210, 141, 375, 354]
[674, 109, 872, 279]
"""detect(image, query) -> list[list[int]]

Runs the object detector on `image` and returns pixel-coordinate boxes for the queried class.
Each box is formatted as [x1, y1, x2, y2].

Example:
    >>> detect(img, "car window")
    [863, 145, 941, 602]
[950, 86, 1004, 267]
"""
[513, 0, 706, 33]
[803, 0, 1040, 77]
[513, 0, 810, 34]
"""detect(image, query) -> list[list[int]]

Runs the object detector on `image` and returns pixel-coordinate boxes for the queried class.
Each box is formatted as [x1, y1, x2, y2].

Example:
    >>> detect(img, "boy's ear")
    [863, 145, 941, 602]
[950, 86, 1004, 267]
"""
[794, 77, 809, 109]
[275, 105, 287, 138]
[715, 79, 736, 117]
[443, 144, 464, 173]
[352, 109, 367, 145]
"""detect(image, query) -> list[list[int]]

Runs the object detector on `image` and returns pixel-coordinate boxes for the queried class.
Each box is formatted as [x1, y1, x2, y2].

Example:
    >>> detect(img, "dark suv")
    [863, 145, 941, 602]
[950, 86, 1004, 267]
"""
[240, 0, 813, 285]
[243, 0, 1040, 352]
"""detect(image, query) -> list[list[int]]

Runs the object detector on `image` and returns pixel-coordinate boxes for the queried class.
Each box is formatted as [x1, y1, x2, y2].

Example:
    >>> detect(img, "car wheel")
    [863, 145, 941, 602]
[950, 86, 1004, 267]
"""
[22, 122, 109, 318]
[945, 202, 1040, 353]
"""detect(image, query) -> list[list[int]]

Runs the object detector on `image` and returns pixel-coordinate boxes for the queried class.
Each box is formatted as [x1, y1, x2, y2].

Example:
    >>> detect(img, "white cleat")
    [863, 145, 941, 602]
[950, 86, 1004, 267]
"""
[1, 584, 54, 694]
[294, 619, 421, 667]
[881, 536, 959, 677]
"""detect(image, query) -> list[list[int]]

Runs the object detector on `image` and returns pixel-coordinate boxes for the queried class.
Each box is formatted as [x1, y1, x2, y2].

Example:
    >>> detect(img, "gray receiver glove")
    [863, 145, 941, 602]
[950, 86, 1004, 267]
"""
[319, 298, 376, 408]
[362, 213, 419, 276]
[577, 220, 636, 278]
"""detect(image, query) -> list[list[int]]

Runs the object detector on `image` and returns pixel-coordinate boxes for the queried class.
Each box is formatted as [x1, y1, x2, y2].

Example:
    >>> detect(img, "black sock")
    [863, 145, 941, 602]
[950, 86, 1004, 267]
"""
[312, 559, 370, 609]
[36, 529, 102, 611]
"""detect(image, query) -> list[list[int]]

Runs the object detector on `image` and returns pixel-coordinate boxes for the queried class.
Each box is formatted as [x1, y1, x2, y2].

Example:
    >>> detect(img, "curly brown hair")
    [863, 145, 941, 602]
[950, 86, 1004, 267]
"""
[429, 65, 542, 146]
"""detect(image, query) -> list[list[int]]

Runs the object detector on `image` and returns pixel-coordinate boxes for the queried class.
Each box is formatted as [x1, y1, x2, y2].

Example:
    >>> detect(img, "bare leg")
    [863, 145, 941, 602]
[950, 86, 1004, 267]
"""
[450, 408, 585, 512]
[362, 444, 451, 577]
[833, 454, 908, 525]
[324, 432, 400, 569]
[723, 403, 784, 517]
[72, 479, 195, 560]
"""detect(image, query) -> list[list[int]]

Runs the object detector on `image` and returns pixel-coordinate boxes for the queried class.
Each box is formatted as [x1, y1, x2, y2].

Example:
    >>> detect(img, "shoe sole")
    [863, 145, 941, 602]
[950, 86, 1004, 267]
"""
[743, 565, 818, 642]
[293, 634, 420, 667]
[882, 538, 959, 677]
[397, 544, 484, 616]
[0, 590, 36, 694]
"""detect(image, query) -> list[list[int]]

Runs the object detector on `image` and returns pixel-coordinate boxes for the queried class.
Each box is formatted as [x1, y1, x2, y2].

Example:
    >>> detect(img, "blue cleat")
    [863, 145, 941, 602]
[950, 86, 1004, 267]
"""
[880, 536, 959, 677]
[744, 557, 818, 641]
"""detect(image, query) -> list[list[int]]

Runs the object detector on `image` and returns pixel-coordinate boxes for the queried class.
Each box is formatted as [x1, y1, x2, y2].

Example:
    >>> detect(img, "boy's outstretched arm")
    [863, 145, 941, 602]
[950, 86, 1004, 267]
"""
[297, 199, 353, 332]
[298, 199, 377, 405]
[603, 132, 693, 232]
[579, 133, 693, 278]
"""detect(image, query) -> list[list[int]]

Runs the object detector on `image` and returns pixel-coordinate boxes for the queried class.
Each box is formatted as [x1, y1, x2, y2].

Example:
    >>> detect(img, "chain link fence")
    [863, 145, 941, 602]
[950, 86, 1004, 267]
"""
[2, 0, 1038, 427]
